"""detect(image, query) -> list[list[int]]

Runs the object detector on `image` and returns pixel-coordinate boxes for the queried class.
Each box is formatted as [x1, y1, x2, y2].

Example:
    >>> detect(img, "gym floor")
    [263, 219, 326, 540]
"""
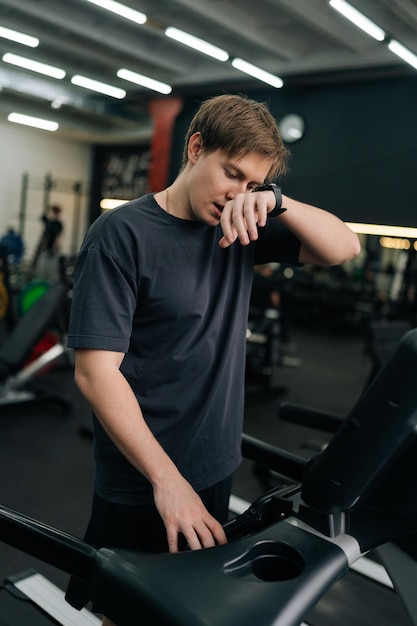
[0, 320, 413, 625]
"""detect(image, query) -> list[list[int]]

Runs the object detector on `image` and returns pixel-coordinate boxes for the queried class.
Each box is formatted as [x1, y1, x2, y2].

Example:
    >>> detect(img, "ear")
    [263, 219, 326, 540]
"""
[187, 132, 204, 164]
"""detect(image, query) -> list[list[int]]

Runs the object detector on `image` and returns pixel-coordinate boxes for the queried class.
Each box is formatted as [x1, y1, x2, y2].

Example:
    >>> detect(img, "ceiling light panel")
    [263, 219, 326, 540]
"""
[71, 74, 126, 98]
[388, 40, 417, 70]
[8, 112, 59, 131]
[117, 68, 172, 95]
[2, 53, 66, 79]
[0, 26, 39, 48]
[85, 0, 146, 25]
[165, 27, 229, 62]
[329, 0, 386, 41]
[231, 58, 283, 88]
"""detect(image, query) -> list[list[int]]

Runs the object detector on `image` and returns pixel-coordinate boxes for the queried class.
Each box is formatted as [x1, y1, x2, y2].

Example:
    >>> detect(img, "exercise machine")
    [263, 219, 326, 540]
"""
[0, 282, 71, 410]
[278, 318, 413, 438]
[1, 329, 417, 624]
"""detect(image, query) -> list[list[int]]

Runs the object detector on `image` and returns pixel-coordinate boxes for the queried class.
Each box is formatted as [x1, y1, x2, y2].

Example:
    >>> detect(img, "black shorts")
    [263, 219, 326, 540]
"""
[65, 475, 233, 611]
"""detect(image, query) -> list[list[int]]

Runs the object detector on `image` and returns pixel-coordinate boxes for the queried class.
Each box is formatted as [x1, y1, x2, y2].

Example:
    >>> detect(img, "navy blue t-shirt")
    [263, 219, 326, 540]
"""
[67, 194, 301, 504]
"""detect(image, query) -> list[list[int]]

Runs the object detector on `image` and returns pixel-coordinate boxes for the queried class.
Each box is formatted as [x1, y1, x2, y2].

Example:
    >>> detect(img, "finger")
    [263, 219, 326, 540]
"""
[218, 232, 236, 248]
[219, 202, 238, 246]
[220, 212, 249, 247]
[204, 517, 228, 546]
[166, 528, 179, 553]
[184, 528, 204, 551]
[229, 196, 251, 245]
[253, 193, 269, 228]
[180, 518, 214, 550]
[242, 198, 260, 241]
[214, 525, 227, 545]
[194, 517, 228, 549]
[194, 523, 217, 549]
[181, 517, 227, 551]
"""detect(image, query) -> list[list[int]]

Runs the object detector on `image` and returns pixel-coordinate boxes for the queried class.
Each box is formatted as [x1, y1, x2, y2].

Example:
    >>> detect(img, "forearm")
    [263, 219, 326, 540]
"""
[75, 360, 177, 489]
[218, 189, 360, 265]
[280, 194, 361, 265]
[73, 349, 227, 551]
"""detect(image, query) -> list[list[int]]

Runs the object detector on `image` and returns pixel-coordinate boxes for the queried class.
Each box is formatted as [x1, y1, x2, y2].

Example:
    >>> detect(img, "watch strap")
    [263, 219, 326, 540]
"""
[253, 183, 286, 218]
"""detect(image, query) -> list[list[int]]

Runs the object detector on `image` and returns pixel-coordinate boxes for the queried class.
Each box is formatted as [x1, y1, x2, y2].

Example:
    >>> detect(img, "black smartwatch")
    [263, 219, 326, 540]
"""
[253, 183, 286, 218]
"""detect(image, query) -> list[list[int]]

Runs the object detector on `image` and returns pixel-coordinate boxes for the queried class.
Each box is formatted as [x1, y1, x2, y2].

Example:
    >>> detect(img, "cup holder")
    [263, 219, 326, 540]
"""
[223, 540, 304, 582]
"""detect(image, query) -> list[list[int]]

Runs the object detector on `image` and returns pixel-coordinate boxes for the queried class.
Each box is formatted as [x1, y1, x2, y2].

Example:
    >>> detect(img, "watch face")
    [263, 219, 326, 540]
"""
[254, 183, 276, 193]
[279, 114, 305, 143]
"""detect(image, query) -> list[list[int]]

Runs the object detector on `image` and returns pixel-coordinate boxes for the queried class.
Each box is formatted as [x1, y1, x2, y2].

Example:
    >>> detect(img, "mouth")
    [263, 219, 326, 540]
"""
[213, 203, 223, 218]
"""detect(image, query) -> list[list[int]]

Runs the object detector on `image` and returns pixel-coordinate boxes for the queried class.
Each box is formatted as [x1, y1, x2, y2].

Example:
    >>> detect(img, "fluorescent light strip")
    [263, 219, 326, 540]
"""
[380, 236, 411, 250]
[329, 0, 385, 41]
[2, 52, 65, 79]
[165, 27, 229, 62]
[347, 222, 417, 238]
[0, 26, 39, 47]
[8, 112, 58, 131]
[388, 40, 417, 70]
[85, 0, 146, 25]
[117, 68, 172, 94]
[71, 74, 126, 98]
[100, 198, 127, 210]
[232, 58, 283, 88]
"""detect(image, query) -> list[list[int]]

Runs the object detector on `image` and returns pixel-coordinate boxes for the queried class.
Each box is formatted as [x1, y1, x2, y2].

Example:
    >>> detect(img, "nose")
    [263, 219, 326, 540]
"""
[225, 180, 249, 200]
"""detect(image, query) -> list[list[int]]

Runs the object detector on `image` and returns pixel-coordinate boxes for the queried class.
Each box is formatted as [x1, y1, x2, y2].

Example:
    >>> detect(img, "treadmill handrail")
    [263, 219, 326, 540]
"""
[0, 504, 95, 581]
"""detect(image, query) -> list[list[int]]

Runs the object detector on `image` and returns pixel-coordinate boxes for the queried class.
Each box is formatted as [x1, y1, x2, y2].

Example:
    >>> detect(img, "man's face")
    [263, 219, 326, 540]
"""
[185, 136, 272, 225]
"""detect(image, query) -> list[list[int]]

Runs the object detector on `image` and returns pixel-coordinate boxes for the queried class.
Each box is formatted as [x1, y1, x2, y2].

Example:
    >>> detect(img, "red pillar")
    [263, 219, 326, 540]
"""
[148, 96, 183, 192]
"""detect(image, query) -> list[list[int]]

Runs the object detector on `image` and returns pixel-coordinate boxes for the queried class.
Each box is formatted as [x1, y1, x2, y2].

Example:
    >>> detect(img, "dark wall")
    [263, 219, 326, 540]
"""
[90, 144, 151, 223]
[169, 74, 417, 227]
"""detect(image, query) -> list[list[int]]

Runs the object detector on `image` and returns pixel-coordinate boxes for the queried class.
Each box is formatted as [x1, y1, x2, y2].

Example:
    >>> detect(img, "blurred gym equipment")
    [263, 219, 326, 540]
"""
[0, 283, 71, 411]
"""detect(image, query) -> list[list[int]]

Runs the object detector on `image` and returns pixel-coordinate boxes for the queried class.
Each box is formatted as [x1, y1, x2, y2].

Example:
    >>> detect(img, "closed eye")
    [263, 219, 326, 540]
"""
[224, 165, 262, 190]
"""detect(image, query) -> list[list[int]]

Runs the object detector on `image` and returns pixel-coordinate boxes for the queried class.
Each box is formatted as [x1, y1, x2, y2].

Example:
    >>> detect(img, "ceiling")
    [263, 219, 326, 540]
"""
[0, 0, 416, 143]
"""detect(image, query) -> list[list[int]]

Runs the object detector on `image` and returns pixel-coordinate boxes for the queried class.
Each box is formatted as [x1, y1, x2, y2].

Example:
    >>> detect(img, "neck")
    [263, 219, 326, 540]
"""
[166, 187, 171, 214]
[156, 183, 193, 221]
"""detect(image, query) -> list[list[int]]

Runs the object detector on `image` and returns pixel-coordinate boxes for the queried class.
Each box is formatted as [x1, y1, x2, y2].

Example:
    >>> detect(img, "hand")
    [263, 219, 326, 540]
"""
[153, 475, 228, 553]
[218, 190, 275, 248]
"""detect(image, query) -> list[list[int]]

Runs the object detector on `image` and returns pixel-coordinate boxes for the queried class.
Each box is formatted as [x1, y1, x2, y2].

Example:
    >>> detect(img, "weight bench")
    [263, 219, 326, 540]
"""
[0, 282, 71, 411]
[1, 329, 417, 625]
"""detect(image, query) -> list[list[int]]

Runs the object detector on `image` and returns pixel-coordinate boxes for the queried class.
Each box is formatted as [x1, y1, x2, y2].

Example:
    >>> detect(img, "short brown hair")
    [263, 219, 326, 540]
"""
[181, 94, 289, 180]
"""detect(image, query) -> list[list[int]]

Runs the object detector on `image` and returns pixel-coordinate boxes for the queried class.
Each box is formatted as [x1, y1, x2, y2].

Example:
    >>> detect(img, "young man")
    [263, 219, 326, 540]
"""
[65, 94, 360, 621]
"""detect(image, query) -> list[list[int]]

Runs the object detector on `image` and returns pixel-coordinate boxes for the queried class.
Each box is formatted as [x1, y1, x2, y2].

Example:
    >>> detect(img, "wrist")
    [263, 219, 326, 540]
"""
[253, 183, 286, 218]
